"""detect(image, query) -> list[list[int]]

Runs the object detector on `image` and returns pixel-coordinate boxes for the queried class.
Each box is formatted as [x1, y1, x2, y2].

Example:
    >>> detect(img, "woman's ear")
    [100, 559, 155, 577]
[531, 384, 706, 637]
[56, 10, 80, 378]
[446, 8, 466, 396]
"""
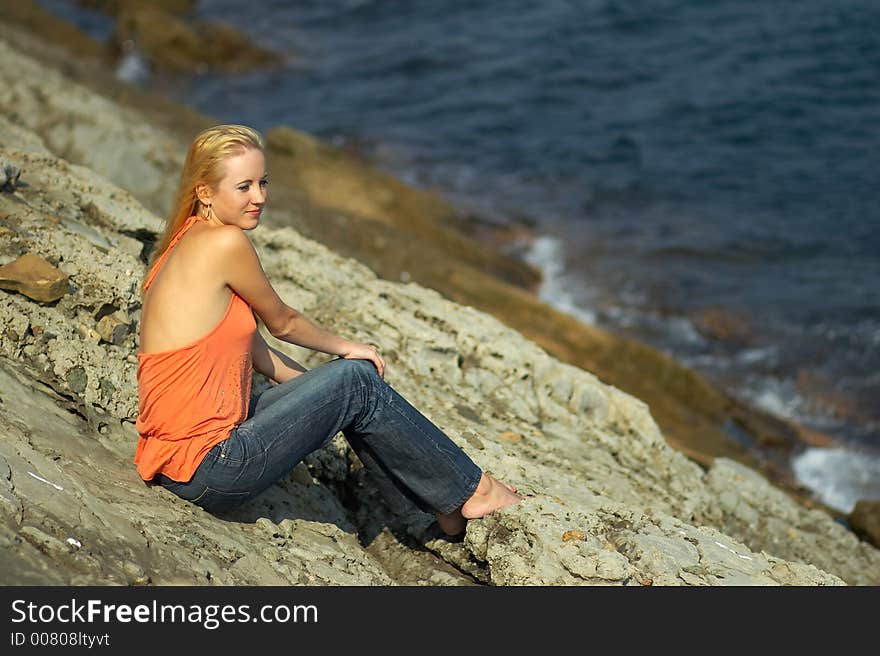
[195, 182, 211, 205]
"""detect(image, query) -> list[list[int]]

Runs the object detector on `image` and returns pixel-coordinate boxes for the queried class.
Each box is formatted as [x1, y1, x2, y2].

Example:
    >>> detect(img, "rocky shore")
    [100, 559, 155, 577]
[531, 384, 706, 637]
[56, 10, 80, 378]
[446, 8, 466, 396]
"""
[1, 4, 878, 585]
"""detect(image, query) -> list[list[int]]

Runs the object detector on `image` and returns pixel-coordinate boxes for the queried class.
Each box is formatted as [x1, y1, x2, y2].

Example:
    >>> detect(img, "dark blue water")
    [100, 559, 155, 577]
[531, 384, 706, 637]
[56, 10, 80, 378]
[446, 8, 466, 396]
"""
[38, 0, 880, 510]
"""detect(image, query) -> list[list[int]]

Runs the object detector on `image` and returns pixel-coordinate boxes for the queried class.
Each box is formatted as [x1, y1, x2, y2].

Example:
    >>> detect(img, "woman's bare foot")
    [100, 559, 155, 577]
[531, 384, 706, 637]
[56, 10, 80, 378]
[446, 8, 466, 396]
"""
[434, 474, 521, 536]
[460, 473, 522, 520]
[435, 508, 467, 536]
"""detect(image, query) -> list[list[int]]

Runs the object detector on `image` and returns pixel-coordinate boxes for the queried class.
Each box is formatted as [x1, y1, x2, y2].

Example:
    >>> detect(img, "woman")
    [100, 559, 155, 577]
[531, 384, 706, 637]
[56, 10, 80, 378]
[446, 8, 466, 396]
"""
[135, 124, 521, 536]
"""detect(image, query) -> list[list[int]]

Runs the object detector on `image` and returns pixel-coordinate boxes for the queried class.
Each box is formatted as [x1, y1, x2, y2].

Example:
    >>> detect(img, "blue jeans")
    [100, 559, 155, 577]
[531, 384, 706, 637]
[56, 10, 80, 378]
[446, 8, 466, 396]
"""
[157, 358, 483, 515]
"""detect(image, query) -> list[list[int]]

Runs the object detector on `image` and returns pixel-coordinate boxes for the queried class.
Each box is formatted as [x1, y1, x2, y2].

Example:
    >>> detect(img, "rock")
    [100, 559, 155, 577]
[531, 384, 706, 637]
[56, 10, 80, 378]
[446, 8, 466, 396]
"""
[65, 365, 88, 394]
[795, 369, 858, 422]
[110, 5, 282, 73]
[0, 252, 68, 302]
[0, 156, 22, 192]
[4, 1, 106, 61]
[792, 424, 835, 448]
[691, 307, 752, 343]
[701, 459, 879, 585]
[77, 323, 102, 344]
[849, 500, 880, 548]
[500, 431, 523, 443]
[96, 313, 128, 345]
[78, 0, 196, 16]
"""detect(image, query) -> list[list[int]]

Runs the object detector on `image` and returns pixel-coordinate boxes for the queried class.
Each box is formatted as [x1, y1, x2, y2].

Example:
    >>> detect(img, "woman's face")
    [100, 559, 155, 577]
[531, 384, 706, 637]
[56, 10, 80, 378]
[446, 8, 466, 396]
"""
[204, 147, 268, 230]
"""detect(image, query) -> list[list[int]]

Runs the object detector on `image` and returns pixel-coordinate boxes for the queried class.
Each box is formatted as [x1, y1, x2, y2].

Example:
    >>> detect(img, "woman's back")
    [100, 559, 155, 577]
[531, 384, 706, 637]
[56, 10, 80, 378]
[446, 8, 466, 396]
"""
[139, 218, 235, 355]
[135, 215, 257, 483]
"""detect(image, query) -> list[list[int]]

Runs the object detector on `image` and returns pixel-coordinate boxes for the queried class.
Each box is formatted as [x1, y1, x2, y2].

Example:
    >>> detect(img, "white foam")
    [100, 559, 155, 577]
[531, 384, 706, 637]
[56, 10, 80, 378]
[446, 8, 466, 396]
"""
[524, 234, 564, 279]
[523, 234, 597, 325]
[791, 447, 880, 514]
[680, 353, 727, 368]
[115, 48, 150, 85]
[740, 377, 804, 421]
[667, 315, 704, 345]
[736, 346, 778, 365]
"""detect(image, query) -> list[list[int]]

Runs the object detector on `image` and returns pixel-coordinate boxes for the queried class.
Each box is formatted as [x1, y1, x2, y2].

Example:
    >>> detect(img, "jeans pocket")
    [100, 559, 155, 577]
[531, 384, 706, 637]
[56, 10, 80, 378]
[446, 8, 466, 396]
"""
[216, 429, 249, 463]
[160, 478, 249, 512]
[160, 478, 208, 503]
[194, 487, 252, 513]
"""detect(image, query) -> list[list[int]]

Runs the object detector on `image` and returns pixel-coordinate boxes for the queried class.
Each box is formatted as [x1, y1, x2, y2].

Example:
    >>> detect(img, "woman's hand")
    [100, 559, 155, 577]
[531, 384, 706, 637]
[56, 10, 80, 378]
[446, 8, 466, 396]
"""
[342, 342, 385, 379]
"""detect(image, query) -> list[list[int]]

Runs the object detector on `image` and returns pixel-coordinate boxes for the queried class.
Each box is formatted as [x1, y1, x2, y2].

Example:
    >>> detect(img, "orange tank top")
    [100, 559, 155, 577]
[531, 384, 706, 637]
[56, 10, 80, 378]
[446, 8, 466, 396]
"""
[134, 215, 256, 482]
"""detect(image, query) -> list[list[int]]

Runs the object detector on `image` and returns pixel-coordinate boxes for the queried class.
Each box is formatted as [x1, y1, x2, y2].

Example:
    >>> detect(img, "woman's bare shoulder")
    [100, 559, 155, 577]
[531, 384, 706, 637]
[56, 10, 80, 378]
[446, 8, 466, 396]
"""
[179, 223, 252, 266]
[185, 221, 244, 245]
[191, 223, 256, 259]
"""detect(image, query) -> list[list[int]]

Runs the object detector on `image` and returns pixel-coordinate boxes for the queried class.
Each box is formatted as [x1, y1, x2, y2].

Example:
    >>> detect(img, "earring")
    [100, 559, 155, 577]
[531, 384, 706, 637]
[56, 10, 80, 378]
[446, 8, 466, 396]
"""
[201, 202, 212, 220]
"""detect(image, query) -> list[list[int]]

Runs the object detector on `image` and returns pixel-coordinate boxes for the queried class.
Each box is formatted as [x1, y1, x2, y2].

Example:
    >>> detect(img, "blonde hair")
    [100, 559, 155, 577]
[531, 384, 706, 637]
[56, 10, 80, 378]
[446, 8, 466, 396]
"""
[142, 124, 265, 293]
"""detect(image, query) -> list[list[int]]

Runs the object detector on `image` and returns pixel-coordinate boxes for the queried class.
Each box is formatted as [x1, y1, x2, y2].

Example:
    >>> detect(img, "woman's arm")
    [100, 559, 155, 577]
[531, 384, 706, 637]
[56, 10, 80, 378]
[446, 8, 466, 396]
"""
[251, 330, 307, 384]
[216, 227, 385, 377]
[271, 308, 356, 356]
[215, 226, 351, 353]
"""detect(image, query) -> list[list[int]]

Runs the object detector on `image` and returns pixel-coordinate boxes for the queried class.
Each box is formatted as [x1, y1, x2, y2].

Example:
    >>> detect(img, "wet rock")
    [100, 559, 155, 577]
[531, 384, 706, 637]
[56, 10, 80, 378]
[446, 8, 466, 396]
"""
[848, 500, 880, 548]
[792, 424, 835, 448]
[795, 369, 858, 422]
[4, 1, 106, 62]
[691, 306, 752, 343]
[78, 0, 196, 16]
[0, 252, 68, 302]
[109, 5, 283, 73]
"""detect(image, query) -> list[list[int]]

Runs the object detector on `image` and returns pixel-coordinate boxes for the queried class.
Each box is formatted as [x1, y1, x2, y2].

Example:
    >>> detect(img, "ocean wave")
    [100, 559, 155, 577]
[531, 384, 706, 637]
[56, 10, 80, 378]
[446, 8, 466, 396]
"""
[523, 235, 597, 326]
[791, 447, 880, 514]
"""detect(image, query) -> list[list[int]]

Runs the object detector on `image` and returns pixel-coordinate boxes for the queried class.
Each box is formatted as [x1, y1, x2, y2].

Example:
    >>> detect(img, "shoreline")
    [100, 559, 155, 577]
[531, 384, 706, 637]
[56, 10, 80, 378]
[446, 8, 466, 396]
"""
[2, 2, 867, 529]
[518, 231, 880, 515]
